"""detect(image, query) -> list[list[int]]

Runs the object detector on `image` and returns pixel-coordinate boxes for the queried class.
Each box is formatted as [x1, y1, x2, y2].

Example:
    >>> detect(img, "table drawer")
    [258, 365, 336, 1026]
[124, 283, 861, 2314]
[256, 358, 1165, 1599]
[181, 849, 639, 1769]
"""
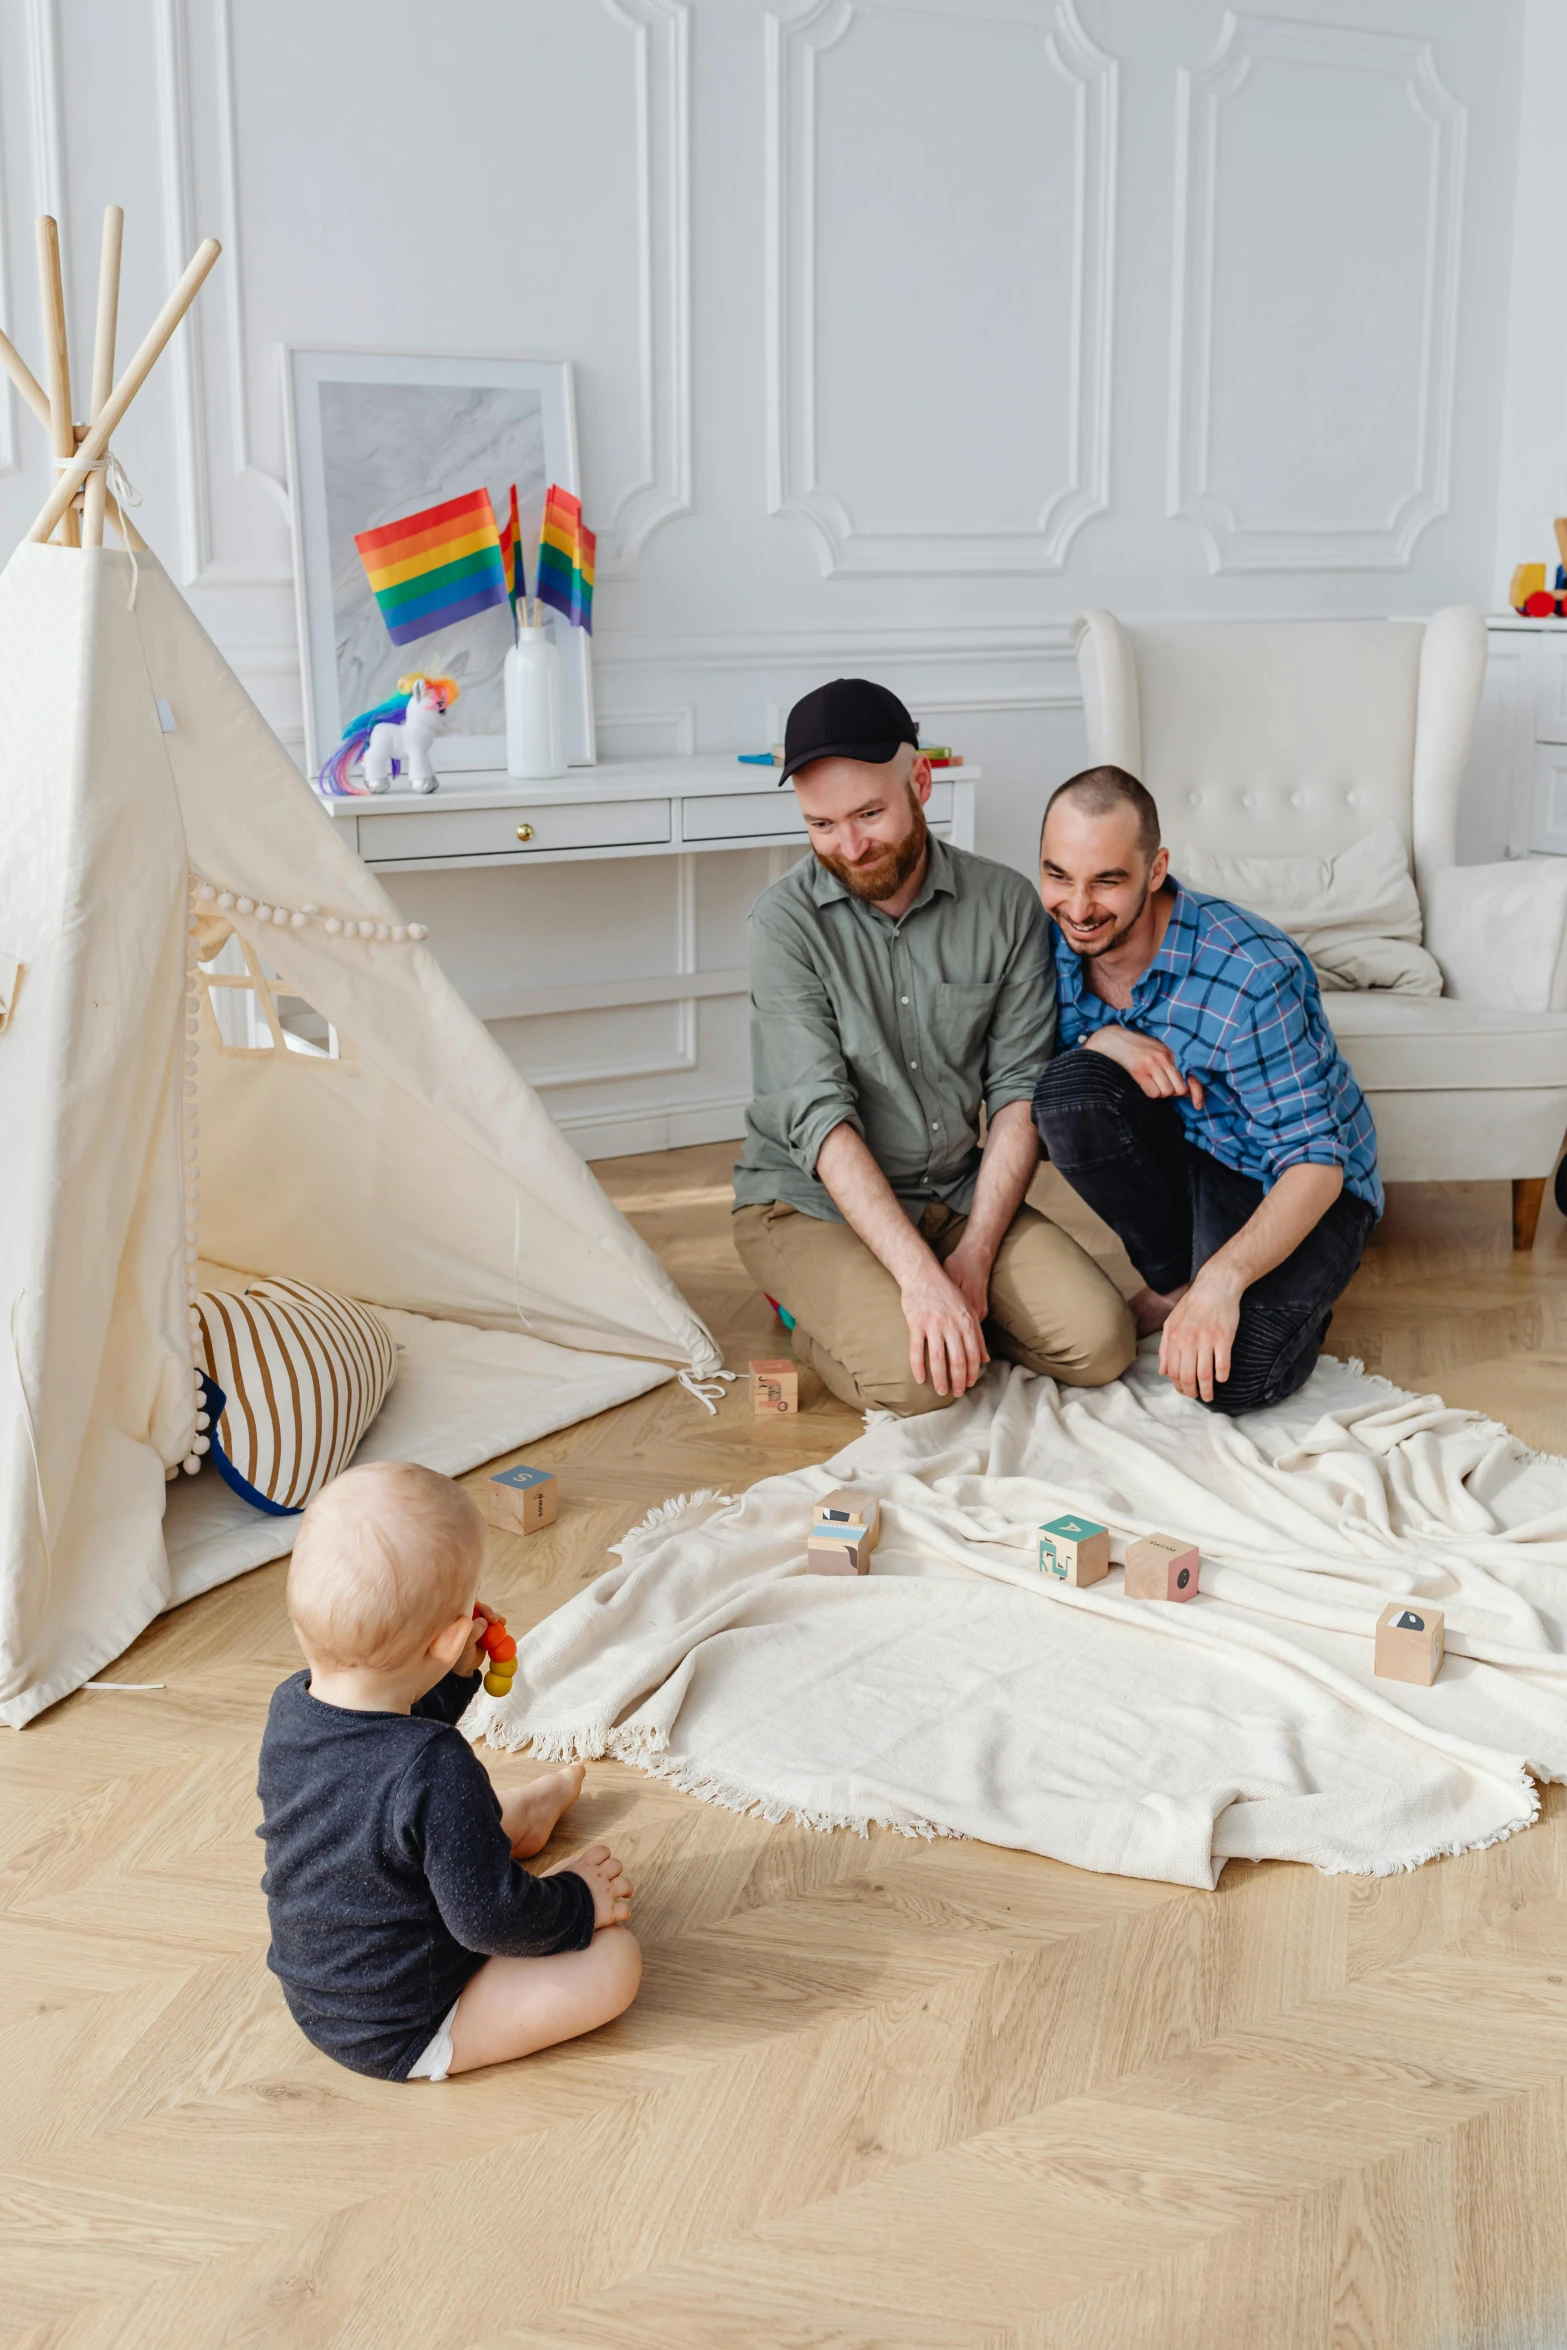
[359, 797, 672, 861]
[681, 778, 954, 843]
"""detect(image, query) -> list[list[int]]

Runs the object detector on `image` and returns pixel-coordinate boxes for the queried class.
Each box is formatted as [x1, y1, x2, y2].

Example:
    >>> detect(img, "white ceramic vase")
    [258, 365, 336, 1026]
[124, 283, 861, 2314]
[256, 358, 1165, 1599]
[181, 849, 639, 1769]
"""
[504, 624, 567, 780]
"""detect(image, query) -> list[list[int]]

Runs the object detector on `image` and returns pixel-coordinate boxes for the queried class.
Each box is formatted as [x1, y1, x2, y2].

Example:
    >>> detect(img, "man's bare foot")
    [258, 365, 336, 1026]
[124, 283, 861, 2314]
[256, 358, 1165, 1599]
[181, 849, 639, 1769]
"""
[1130, 1283, 1189, 1339]
[500, 1762, 587, 1859]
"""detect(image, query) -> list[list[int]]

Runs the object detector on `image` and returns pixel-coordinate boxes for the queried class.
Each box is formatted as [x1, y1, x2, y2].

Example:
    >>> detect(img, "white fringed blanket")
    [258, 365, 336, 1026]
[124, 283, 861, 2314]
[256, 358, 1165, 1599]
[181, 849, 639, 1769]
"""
[474, 1350, 1567, 1888]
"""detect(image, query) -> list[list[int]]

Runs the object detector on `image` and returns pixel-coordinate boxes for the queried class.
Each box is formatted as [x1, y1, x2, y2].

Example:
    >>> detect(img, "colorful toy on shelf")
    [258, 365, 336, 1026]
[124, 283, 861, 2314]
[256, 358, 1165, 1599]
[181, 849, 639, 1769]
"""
[1511, 563, 1547, 612]
[486, 1462, 558, 1537]
[1124, 1532, 1200, 1602]
[750, 1358, 798, 1415]
[806, 1487, 880, 1574]
[1509, 540, 1567, 618]
[1374, 1601, 1444, 1685]
[317, 673, 460, 798]
[1037, 1513, 1109, 1587]
[354, 486, 510, 647]
[476, 1609, 518, 1698]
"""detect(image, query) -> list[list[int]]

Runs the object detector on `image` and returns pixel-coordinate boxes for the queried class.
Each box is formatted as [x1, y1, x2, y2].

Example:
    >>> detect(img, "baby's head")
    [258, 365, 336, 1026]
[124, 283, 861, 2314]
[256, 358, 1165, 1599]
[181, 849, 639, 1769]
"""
[287, 1460, 483, 1681]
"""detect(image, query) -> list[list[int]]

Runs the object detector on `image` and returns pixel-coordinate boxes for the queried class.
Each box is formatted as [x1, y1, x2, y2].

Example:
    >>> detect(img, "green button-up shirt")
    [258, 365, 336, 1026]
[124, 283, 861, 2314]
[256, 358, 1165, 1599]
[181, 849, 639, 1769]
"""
[733, 835, 1056, 1222]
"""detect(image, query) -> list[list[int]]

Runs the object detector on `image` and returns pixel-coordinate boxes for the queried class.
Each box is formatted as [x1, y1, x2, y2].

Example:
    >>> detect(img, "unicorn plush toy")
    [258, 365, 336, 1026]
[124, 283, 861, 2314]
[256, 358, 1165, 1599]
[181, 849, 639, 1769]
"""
[317, 673, 459, 797]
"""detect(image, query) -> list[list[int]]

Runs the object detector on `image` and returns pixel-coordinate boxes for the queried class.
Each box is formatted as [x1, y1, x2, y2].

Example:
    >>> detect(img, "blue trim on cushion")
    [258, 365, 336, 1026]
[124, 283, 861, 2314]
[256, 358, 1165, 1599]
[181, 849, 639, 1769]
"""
[200, 1370, 302, 1517]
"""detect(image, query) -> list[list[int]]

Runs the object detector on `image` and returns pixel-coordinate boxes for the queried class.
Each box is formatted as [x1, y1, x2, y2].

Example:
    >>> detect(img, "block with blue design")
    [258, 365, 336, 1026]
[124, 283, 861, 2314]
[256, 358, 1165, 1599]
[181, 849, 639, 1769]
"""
[487, 1461, 558, 1537]
[1036, 1512, 1109, 1588]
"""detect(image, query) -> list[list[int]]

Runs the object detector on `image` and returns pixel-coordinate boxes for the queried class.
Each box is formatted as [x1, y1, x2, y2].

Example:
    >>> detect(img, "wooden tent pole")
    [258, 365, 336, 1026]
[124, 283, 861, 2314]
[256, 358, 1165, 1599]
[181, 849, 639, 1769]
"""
[81, 206, 123, 550]
[35, 216, 78, 548]
[0, 325, 53, 431]
[28, 236, 219, 547]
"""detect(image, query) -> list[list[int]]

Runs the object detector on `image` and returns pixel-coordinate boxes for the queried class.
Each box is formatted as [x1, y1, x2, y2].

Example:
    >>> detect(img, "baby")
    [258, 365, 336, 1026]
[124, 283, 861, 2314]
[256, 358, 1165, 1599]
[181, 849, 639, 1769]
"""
[257, 1459, 639, 2081]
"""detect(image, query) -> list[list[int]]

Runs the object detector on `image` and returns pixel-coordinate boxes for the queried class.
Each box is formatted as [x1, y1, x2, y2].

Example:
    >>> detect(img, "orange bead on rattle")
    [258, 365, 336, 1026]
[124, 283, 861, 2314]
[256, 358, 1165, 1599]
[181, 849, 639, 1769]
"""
[475, 1610, 519, 1699]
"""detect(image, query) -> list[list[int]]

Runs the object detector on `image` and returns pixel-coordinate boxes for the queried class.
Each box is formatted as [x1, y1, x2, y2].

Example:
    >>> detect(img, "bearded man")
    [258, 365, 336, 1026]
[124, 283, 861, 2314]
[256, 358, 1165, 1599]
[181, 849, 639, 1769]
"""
[1032, 764, 1381, 1415]
[732, 679, 1134, 1416]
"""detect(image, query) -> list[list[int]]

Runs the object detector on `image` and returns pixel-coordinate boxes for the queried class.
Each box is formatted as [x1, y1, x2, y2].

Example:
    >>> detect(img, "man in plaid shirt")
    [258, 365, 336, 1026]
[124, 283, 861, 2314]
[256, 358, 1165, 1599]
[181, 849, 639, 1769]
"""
[1031, 765, 1380, 1415]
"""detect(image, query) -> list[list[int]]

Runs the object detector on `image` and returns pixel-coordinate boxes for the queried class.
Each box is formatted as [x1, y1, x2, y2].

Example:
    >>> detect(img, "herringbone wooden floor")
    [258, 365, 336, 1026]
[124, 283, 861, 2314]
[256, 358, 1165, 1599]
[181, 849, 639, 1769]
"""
[4, 1147, 1567, 2350]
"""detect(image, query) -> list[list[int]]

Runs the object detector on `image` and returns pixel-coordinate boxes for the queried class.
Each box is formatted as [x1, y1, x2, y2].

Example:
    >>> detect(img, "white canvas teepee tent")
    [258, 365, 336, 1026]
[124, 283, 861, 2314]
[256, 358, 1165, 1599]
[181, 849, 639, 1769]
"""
[0, 215, 721, 1726]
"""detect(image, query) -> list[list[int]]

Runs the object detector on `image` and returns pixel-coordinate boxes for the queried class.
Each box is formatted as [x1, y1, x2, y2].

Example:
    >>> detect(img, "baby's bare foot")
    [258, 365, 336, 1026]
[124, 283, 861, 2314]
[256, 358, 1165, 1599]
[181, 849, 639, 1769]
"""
[502, 1762, 587, 1858]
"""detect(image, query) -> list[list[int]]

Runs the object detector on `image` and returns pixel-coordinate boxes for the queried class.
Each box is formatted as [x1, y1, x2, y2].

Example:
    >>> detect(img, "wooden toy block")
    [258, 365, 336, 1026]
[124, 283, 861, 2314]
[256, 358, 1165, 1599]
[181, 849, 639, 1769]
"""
[1037, 1513, 1109, 1588]
[486, 1462, 558, 1537]
[1374, 1601, 1444, 1686]
[806, 1537, 868, 1575]
[813, 1487, 880, 1553]
[1124, 1532, 1200, 1602]
[808, 1513, 869, 1569]
[750, 1358, 798, 1415]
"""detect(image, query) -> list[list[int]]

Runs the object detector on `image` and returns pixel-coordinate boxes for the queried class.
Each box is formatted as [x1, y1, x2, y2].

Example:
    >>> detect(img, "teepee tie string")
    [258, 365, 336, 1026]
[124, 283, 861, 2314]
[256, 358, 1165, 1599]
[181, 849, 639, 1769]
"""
[55, 450, 142, 603]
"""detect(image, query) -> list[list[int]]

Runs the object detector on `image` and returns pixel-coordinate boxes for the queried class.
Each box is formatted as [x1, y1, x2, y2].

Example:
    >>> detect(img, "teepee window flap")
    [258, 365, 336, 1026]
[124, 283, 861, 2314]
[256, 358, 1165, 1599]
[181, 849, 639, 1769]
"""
[200, 934, 340, 1061]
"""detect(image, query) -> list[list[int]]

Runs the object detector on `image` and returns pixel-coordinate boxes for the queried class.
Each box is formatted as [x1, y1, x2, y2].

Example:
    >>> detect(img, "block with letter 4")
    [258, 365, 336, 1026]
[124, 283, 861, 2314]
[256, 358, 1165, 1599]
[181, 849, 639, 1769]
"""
[1124, 1532, 1200, 1602]
[1375, 1601, 1444, 1685]
[486, 1462, 558, 1537]
[1037, 1513, 1109, 1588]
[750, 1358, 798, 1416]
[806, 1487, 880, 1575]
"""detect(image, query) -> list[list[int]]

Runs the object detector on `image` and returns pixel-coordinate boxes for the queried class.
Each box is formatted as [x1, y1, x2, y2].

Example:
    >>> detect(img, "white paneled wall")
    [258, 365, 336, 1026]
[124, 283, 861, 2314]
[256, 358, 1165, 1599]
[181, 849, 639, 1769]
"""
[0, 0, 1529, 1153]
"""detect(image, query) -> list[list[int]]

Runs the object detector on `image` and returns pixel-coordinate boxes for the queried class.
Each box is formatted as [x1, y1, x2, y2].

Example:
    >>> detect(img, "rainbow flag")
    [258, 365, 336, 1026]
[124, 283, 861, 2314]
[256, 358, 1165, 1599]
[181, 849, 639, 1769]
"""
[498, 483, 526, 627]
[536, 484, 595, 633]
[354, 488, 508, 647]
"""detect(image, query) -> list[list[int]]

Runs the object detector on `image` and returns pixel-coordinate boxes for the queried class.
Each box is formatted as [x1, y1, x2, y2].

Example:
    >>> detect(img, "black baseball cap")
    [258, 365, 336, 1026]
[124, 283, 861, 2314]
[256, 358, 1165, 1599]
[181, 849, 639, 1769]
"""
[779, 677, 918, 785]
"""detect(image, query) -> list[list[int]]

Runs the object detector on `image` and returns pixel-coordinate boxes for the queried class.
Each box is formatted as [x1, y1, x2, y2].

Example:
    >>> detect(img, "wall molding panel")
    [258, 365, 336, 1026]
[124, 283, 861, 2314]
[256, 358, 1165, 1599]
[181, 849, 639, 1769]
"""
[1169, 12, 1467, 573]
[595, 0, 692, 579]
[212, 0, 290, 524]
[765, 0, 1117, 577]
[153, 0, 215, 584]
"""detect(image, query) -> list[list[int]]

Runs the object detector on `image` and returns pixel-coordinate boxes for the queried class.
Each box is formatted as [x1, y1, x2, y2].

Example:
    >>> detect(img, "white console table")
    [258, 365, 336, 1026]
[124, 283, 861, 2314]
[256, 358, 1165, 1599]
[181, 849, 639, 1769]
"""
[319, 753, 977, 870]
[321, 754, 982, 1160]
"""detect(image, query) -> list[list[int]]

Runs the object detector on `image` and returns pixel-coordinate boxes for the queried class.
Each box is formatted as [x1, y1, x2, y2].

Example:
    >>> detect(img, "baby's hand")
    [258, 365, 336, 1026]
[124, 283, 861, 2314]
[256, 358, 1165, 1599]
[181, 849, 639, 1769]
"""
[460, 1602, 499, 1678]
[548, 1842, 632, 1929]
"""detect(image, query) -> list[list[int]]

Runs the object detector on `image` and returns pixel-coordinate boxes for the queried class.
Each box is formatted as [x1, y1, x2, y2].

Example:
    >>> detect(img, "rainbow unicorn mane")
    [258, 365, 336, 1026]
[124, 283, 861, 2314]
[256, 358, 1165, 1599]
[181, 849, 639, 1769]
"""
[315, 673, 461, 796]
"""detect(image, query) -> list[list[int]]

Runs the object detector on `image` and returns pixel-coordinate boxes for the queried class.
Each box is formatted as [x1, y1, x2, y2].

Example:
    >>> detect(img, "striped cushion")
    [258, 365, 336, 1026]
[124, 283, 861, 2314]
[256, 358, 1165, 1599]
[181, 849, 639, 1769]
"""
[194, 1278, 398, 1514]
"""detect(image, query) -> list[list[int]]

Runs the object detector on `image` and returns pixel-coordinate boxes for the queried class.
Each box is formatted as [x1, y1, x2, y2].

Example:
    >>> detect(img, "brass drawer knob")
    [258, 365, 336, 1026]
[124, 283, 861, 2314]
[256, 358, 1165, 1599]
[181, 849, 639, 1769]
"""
[515, 823, 535, 842]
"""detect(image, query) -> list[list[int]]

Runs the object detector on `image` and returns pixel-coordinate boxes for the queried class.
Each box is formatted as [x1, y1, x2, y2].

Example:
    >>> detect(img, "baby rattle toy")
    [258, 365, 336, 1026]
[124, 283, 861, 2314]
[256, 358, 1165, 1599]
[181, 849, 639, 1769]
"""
[475, 1610, 518, 1698]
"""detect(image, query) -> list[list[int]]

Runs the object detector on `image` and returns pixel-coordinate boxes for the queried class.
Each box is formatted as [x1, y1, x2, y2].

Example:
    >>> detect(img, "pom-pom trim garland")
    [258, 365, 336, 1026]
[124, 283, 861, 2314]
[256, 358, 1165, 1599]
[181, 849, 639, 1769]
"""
[190, 877, 428, 946]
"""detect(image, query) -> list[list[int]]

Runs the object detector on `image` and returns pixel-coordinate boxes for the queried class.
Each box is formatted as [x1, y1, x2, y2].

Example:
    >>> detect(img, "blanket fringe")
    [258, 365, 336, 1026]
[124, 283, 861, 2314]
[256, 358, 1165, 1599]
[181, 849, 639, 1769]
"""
[614, 1488, 732, 1548]
[1313, 1772, 1543, 1878]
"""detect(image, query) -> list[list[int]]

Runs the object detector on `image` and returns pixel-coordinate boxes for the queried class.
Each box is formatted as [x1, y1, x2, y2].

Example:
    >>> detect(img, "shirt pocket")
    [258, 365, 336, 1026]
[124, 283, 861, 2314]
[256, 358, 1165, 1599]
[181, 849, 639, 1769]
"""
[934, 979, 1003, 1066]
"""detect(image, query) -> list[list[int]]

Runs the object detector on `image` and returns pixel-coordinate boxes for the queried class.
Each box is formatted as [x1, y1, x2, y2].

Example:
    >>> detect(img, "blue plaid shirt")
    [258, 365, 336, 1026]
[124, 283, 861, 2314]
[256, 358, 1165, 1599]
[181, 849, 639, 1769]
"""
[1052, 883, 1382, 1214]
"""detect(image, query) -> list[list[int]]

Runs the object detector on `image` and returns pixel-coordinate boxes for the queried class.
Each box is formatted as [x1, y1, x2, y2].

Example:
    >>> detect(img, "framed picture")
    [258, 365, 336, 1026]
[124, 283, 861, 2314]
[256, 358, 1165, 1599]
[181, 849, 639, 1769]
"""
[284, 349, 596, 778]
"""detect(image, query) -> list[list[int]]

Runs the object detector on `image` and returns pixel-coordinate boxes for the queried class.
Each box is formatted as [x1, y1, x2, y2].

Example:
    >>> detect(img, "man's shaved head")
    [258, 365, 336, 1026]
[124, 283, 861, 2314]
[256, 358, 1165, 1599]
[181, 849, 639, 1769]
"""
[1042, 765, 1160, 863]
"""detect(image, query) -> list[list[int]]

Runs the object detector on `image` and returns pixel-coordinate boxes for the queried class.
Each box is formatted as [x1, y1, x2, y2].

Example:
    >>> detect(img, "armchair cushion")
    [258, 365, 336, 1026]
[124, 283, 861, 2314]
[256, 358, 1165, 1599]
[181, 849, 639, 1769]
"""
[1424, 859, 1567, 1012]
[1178, 825, 1441, 995]
[1325, 993, 1567, 1091]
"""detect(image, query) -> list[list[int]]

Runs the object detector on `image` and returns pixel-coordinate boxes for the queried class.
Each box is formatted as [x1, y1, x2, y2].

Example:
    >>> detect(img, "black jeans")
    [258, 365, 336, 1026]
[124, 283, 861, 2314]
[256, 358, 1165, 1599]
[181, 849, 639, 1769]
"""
[1032, 1050, 1376, 1416]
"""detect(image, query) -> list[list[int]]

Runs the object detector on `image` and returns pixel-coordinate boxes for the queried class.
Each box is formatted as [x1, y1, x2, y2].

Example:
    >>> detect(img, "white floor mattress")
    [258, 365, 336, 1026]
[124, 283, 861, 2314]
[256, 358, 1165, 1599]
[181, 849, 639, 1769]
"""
[163, 1300, 674, 1606]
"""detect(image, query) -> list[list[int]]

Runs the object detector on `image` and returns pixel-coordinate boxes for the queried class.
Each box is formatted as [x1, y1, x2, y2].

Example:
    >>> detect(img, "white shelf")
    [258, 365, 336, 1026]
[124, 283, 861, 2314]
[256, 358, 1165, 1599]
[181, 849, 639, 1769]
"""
[317, 753, 981, 871]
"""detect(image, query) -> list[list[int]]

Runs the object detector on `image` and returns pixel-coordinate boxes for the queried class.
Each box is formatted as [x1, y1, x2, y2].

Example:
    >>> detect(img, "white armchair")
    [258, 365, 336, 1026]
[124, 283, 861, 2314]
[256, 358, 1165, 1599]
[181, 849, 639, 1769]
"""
[1073, 608, 1567, 1246]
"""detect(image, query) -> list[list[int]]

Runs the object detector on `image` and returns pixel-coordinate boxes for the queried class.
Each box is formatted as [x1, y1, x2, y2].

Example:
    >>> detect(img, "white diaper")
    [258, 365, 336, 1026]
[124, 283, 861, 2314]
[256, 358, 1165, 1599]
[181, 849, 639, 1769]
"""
[406, 1998, 460, 2083]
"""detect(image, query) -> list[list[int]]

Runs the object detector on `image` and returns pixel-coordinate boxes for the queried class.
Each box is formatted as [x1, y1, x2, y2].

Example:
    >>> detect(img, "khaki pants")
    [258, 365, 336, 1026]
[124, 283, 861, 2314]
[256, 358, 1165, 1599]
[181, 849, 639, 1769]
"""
[732, 1199, 1135, 1418]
